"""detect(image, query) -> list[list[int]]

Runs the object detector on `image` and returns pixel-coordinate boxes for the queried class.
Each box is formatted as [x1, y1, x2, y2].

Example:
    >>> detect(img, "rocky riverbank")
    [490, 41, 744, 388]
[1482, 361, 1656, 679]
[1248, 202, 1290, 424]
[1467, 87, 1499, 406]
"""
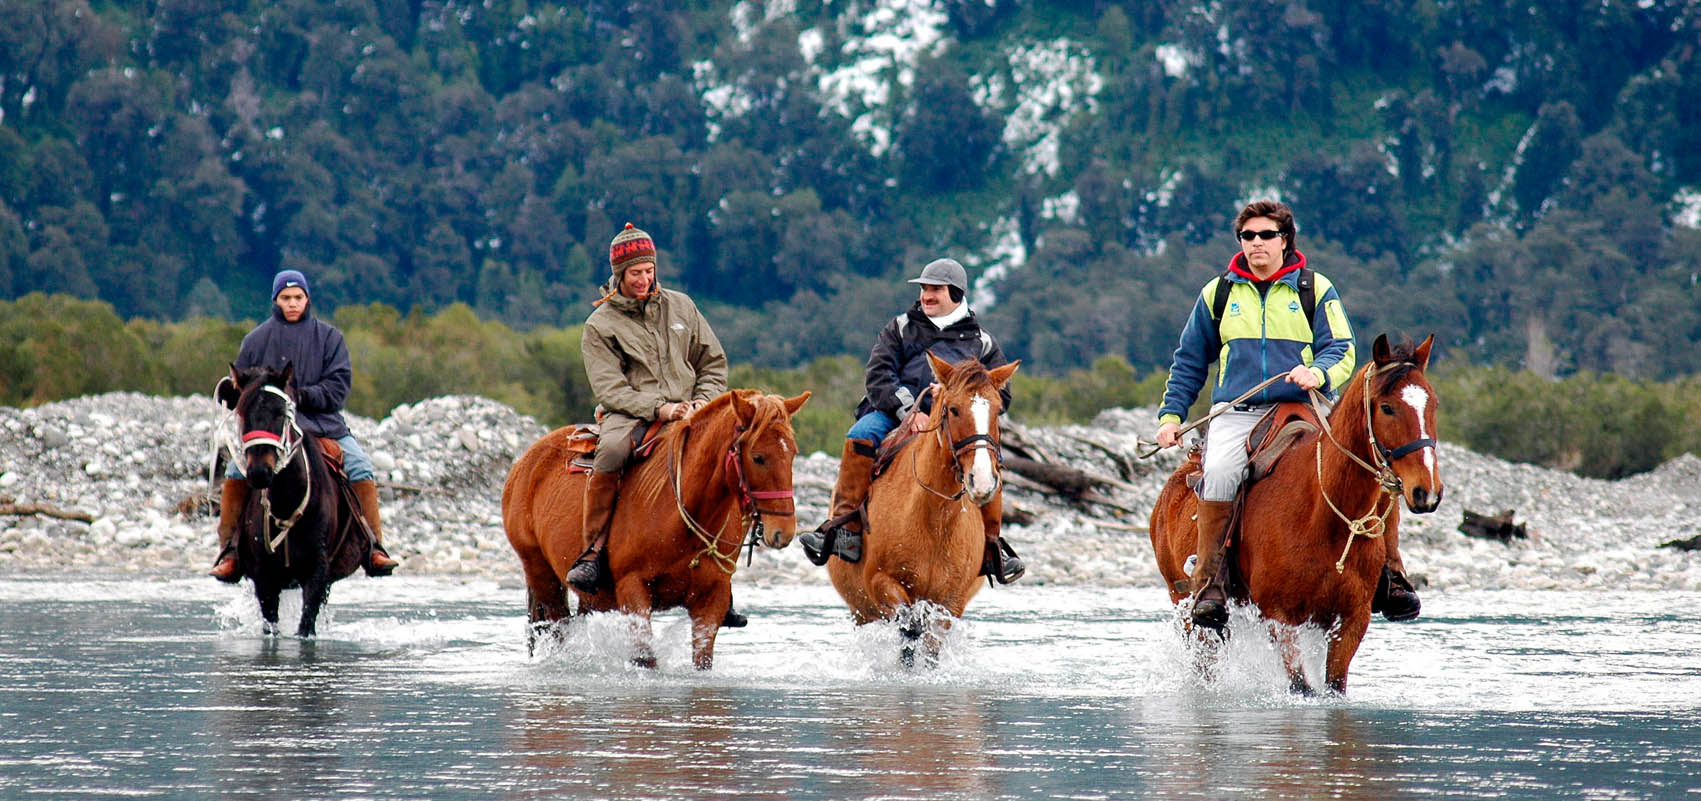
[2, 393, 1697, 592]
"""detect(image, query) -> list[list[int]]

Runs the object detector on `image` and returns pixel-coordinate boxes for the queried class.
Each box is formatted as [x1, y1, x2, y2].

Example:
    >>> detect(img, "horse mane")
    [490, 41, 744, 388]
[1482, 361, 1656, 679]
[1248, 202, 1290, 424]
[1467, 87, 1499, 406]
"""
[940, 358, 994, 398]
[617, 389, 791, 505]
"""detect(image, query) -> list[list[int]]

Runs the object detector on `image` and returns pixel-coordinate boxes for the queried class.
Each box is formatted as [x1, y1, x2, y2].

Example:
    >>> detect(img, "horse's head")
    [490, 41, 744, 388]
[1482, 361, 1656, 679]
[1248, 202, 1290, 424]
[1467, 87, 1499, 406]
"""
[220, 362, 301, 490]
[725, 389, 812, 548]
[925, 352, 1021, 506]
[1363, 334, 1443, 514]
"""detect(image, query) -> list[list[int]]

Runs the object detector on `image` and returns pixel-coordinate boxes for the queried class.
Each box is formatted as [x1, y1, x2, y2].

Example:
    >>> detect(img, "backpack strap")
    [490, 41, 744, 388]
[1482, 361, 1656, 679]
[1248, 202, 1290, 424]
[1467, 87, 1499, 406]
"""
[1211, 267, 1317, 331]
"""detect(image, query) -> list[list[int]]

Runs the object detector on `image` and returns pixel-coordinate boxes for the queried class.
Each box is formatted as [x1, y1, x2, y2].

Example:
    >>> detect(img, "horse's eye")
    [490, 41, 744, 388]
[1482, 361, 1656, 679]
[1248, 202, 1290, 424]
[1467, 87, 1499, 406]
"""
[949, 406, 960, 417]
[1380, 403, 1395, 415]
[752, 454, 766, 466]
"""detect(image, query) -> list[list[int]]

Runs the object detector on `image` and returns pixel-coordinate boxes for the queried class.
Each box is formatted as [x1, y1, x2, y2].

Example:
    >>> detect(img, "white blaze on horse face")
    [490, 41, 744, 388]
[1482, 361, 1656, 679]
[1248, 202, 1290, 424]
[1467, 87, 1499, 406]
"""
[1400, 384, 1437, 476]
[967, 395, 996, 499]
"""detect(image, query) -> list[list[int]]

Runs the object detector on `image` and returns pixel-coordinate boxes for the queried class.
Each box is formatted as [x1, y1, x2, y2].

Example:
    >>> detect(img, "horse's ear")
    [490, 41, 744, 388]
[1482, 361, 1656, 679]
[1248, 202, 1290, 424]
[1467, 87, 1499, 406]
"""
[1413, 334, 1435, 371]
[988, 360, 1020, 391]
[217, 364, 242, 409]
[272, 362, 294, 389]
[1372, 334, 1392, 365]
[782, 391, 811, 417]
[731, 390, 756, 425]
[926, 350, 955, 384]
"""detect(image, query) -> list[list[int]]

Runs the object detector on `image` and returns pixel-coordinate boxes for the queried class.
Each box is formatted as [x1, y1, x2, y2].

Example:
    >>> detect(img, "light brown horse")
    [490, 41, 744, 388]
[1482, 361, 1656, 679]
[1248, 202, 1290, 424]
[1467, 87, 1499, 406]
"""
[503, 389, 810, 669]
[828, 352, 1019, 666]
[1150, 334, 1443, 694]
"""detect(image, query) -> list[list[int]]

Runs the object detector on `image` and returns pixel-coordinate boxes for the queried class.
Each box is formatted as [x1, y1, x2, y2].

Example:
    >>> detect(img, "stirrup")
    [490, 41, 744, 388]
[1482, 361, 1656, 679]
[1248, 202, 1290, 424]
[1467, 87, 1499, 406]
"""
[983, 539, 1025, 585]
[1190, 589, 1229, 631]
[722, 605, 748, 628]
[1373, 565, 1421, 622]
[566, 551, 605, 593]
[208, 544, 241, 584]
[364, 542, 397, 577]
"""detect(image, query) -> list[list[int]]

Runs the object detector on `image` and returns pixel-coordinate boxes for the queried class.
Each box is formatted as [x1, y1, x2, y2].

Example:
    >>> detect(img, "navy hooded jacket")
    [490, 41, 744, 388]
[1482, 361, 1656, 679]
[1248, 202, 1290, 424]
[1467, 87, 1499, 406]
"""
[234, 304, 354, 439]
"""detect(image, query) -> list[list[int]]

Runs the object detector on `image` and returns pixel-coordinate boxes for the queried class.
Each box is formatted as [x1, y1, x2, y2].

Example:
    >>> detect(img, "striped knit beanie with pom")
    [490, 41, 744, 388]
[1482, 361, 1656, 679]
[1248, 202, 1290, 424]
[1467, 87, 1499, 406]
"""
[608, 223, 657, 273]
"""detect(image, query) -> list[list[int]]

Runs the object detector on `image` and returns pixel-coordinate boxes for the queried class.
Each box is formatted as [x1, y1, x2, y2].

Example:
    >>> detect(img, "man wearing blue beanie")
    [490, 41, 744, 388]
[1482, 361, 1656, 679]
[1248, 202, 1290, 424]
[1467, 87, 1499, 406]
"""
[208, 269, 399, 580]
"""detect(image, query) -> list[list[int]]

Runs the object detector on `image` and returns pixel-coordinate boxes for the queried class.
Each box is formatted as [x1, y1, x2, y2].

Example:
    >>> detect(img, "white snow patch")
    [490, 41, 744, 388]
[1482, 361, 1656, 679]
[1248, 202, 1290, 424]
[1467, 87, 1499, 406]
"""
[971, 38, 1103, 176]
[1154, 43, 1199, 78]
[1673, 188, 1701, 229]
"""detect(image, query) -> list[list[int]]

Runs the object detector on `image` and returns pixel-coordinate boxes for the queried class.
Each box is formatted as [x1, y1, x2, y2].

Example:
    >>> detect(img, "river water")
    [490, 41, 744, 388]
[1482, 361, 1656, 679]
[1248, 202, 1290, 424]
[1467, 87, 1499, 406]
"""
[2, 576, 1698, 800]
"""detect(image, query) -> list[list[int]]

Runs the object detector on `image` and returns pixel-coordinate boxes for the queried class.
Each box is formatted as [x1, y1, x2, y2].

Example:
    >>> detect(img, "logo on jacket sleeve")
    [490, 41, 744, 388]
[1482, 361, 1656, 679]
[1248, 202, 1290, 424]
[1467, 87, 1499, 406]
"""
[670, 322, 686, 331]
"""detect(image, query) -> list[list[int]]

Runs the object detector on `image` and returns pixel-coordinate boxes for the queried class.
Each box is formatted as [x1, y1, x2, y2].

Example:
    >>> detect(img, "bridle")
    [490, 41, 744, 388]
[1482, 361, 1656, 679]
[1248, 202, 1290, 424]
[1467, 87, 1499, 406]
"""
[216, 378, 312, 561]
[669, 409, 797, 574]
[912, 388, 1004, 502]
[1310, 359, 1437, 572]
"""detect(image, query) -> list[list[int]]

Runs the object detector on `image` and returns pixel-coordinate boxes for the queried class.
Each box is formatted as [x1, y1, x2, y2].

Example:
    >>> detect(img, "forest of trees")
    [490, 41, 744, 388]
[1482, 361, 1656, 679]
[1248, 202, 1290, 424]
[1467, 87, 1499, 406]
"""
[2, 1, 1699, 476]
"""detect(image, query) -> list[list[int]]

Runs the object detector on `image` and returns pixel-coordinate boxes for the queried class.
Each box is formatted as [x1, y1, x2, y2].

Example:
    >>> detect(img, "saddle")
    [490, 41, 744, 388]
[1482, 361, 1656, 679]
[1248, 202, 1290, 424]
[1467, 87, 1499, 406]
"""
[317, 437, 346, 480]
[563, 419, 669, 473]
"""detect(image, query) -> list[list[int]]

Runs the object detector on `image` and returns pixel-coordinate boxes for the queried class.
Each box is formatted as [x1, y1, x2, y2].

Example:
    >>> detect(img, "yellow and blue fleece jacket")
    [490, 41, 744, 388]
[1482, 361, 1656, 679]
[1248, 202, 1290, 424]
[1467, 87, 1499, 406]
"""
[1158, 251, 1356, 425]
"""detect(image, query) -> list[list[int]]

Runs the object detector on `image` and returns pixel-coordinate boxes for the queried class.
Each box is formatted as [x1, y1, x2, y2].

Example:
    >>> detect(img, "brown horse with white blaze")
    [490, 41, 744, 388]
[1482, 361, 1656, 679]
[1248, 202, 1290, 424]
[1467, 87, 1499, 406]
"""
[828, 352, 1019, 666]
[1150, 334, 1443, 694]
[503, 389, 809, 669]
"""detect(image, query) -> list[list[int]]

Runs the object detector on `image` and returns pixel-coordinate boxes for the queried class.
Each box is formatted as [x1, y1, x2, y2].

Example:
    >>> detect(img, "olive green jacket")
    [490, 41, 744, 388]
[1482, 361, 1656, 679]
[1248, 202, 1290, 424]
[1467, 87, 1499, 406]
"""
[581, 279, 728, 421]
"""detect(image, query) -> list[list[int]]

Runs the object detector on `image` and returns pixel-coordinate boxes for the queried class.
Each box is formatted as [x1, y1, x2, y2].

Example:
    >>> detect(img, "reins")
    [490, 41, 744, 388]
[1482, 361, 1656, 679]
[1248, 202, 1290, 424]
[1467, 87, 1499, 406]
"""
[1134, 374, 1290, 459]
[213, 380, 312, 566]
[909, 386, 1005, 502]
[667, 409, 797, 574]
[1308, 360, 1436, 572]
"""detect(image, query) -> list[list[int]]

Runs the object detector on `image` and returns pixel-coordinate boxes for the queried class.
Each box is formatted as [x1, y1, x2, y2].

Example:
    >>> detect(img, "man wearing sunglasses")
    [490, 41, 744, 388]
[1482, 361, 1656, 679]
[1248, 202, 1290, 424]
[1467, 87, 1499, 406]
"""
[1153, 200, 1420, 629]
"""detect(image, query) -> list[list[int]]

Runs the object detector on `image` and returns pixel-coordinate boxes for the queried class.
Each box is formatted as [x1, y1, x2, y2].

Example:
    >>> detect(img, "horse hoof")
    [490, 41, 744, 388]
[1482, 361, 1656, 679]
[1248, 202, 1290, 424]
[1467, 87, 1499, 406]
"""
[1191, 599, 1229, 631]
[721, 607, 748, 628]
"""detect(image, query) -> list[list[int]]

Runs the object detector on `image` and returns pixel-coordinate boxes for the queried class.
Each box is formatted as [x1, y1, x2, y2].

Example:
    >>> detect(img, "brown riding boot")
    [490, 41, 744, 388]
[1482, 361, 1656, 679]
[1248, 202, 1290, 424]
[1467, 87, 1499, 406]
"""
[208, 479, 248, 583]
[567, 471, 621, 592]
[353, 480, 397, 576]
[799, 438, 877, 565]
[977, 496, 1025, 584]
[1189, 500, 1235, 630]
[1372, 524, 1421, 621]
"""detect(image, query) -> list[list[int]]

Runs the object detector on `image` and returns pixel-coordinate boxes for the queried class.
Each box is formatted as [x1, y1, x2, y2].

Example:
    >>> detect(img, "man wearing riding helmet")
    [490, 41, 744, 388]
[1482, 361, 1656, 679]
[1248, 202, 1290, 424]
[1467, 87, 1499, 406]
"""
[797, 257, 1026, 585]
[1154, 200, 1419, 629]
[208, 269, 397, 581]
[568, 223, 737, 617]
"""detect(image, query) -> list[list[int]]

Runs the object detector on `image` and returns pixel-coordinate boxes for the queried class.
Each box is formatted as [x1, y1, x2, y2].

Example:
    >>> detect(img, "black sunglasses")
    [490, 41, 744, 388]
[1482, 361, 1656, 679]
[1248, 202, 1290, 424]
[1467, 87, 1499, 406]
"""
[1238, 229, 1283, 241]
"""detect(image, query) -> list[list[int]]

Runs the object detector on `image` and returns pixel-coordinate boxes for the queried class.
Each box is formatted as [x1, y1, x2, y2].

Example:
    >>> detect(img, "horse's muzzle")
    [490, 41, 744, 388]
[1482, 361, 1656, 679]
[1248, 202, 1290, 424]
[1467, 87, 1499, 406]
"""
[761, 515, 796, 549]
[1406, 484, 1442, 514]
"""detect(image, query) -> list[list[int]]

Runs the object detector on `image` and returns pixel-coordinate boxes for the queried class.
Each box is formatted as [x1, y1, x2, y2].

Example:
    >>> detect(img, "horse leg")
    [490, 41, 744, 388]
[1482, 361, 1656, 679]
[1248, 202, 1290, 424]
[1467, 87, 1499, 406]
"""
[297, 575, 329, 638]
[867, 574, 921, 667]
[255, 578, 282, 637]
[688, 585, 733, 671]
[614, 577, 658, 669]
[1324, 614, 1371, 695]
[520, 559, 571, 656]
[1270, 622, 1315, 696]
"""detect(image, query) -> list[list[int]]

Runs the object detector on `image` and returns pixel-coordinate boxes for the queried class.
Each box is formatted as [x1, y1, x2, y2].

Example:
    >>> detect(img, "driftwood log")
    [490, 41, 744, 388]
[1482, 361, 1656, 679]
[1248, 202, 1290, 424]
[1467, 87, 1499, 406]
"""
[0, 495, 94, 523]
[1459, 508, 1526, 542]
[1659, 534, 1701, 551]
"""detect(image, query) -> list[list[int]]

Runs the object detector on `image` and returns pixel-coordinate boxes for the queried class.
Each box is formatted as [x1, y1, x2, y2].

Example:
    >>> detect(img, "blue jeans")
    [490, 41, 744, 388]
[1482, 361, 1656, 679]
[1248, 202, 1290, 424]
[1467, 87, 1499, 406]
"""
[226, 434, 374, 482]
[846, 411, 899, 444]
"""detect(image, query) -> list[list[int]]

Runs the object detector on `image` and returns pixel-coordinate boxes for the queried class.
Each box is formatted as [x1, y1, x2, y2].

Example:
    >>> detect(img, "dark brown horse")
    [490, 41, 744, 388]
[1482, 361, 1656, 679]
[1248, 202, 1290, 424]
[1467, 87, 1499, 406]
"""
[503, 389, 810, 669]
[217, 364, 368, 637]
[1150, 334, 1442, 694]
[828, 353, 1019, 666]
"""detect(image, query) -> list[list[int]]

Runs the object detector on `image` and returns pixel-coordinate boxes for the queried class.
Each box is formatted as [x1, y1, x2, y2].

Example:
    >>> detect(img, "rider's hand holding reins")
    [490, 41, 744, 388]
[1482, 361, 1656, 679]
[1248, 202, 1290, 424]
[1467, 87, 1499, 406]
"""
[1156, 421, 1182, 449]
[1285, 364, 1322, 390]
[659, 402, 690, 421]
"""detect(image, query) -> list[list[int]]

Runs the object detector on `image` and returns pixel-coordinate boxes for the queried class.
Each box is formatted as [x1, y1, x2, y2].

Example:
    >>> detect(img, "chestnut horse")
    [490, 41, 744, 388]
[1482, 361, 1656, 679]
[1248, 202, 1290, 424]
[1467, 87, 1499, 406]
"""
[503, 389, 809, 669]
[1150, 334, 1443, 694]
[218, 364, 368, 637]
[828, 353, 1019, 666]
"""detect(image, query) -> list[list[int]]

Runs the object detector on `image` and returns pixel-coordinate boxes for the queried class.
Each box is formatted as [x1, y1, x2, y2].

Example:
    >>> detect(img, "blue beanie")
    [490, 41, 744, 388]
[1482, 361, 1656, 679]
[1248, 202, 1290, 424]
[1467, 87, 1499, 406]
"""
[271, 269, 310, 300]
